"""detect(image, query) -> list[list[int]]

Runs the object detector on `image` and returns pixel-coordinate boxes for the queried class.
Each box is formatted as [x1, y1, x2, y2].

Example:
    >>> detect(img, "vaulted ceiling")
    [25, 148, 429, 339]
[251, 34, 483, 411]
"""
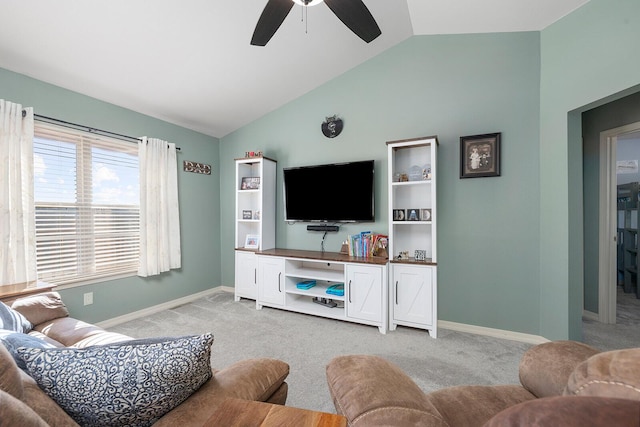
[0, 0, 589, 138]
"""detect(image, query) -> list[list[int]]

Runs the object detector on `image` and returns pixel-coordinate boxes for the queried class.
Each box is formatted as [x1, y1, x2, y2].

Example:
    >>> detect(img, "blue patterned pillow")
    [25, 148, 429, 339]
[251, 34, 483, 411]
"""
[0, 302, 32, 333]
[0, 329, 55, 370]
[17, 333, 213, 427]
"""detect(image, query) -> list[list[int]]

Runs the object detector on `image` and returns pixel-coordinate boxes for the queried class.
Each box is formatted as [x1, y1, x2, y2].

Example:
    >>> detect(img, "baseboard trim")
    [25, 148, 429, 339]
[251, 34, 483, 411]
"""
[438, 320, 550, 345]
[96, 287, 225, 329]
[98, 287, 549, 345]
[582, 310, 599, 321]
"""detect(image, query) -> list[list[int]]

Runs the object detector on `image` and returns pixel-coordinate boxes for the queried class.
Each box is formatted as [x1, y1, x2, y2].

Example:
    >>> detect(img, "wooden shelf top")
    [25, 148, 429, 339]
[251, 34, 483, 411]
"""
[0, 280, 55, 303]
[258, 248, 388, 265]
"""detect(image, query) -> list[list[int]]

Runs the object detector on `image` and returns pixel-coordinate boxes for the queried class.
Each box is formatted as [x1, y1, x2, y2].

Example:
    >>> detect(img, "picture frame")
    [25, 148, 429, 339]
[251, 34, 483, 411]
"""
[406, 208, 420, 221]
[393, 209, 405, 221]
[460, 132, 501, 178]
[241, 177, 260, 190]
[414, 250, 427, 261]
[420, 208, 432, 221]
[242, 210, 252, 220]
[244, 234, 260, 249]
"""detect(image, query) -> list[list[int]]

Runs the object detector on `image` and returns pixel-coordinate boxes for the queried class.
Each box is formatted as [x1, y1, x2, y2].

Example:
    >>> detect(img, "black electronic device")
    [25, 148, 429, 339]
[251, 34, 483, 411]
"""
[283, 160, 375, 223]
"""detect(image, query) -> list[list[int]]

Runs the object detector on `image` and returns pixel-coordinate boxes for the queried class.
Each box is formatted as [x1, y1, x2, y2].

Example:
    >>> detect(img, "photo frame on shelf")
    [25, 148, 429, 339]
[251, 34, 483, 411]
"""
[460, 132, 501, 178]
[414, 249, 427, 261]
[393, 209, 405, 221]
[244, 234, 260, 249]
[407, 208, 420, 221]
[242, 210, 252, 220]
[241, 177, 260, 190]
[420, 208, 432, 221]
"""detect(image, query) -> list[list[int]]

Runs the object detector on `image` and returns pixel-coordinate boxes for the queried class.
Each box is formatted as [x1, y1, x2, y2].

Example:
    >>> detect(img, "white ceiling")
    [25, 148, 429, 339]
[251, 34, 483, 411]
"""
[0, 0, 589, 138]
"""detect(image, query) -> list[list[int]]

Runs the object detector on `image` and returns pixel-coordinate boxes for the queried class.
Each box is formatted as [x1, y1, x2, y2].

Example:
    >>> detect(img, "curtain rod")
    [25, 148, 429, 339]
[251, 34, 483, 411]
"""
[22, 111, 181, 151]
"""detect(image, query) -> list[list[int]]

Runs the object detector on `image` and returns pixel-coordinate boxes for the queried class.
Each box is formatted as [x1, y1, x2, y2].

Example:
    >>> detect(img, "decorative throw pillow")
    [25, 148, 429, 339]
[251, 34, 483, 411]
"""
[17, 333, 214, 427]
[0, 302, 33, 333]
[0, 330, 55, 370]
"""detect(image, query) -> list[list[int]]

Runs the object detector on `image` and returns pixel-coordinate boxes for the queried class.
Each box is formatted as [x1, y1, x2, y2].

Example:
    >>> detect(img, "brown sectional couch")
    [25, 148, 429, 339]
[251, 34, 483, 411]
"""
[326, 340, 640, 426]
[0, 292, 289, 426]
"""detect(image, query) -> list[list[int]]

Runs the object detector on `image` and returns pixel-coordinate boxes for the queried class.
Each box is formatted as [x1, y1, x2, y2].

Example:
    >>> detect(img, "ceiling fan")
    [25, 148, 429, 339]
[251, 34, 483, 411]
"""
[251, 0, 381, 46]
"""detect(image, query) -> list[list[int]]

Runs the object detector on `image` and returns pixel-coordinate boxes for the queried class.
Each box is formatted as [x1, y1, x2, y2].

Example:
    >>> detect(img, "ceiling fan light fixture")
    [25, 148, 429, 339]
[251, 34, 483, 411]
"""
[292, 0, 324, 6]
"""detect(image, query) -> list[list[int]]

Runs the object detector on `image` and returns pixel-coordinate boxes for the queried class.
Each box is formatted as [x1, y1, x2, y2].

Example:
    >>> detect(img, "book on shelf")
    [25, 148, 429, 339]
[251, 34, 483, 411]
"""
[346, 232, 388, 258]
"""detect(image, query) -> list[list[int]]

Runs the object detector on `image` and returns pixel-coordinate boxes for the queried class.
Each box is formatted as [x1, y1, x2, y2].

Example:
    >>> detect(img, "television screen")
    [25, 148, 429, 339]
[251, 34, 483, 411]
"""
[283, 160, 375, 223]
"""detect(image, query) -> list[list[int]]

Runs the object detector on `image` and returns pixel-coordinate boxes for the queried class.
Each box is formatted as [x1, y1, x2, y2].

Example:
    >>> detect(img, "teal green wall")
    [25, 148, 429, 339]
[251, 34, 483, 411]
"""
[582, 91, 640, 314]
[221, 32, 543, 335]
[3, 0, 638, 338]
[540, 0, 640, 339]
[0, 68, 221, 323]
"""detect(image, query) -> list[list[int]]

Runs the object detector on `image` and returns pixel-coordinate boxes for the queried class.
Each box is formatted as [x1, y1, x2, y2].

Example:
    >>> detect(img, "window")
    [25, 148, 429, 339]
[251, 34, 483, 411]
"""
[33, 123, 140, 285]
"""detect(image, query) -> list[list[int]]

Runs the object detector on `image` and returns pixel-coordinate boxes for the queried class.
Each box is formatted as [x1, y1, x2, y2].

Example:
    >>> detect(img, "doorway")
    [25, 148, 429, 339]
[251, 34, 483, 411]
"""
[598, 122, 640, 324]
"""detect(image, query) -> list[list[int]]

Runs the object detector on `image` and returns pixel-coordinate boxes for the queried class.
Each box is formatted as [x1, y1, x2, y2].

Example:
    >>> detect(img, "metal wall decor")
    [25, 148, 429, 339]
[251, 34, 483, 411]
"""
[183, 160, 211, 175]
[321, 115, 344, 138]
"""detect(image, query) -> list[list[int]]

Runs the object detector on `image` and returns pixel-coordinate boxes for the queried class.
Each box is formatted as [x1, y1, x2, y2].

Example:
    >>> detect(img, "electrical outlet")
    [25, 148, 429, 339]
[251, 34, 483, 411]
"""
[83, 292, 93, 306]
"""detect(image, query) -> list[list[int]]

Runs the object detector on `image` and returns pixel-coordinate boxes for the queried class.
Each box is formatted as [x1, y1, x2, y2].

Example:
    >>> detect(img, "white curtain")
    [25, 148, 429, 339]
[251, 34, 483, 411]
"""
[0, 100, 36, 284]
[138, 137, 181, 277]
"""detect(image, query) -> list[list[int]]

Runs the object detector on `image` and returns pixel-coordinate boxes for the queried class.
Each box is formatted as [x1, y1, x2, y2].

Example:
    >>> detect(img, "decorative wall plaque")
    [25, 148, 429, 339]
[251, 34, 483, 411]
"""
[321, 115, 343, 138]
[183, 160, 211, 175]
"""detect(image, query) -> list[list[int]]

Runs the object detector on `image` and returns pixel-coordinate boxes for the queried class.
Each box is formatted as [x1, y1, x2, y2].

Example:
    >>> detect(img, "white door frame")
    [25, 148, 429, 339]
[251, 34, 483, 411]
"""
[598, 121, 640, 323]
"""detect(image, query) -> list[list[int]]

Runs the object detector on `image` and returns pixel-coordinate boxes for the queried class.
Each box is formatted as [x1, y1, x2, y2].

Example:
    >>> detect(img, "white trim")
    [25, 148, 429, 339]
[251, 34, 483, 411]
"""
[438, 320, 549, 345]
[582, 310, 599, 321]
[598, 121, 640, 324]
[96, 287, 226, 329]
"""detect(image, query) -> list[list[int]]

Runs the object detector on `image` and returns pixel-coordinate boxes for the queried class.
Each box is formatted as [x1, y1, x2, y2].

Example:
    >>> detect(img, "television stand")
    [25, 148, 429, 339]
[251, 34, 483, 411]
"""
[254, 249, 388, 334]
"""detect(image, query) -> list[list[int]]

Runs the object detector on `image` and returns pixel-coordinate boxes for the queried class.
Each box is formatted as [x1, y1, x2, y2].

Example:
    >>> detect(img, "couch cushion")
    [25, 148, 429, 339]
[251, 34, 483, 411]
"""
[33, 316, 130, 347]
[564, 347, 640, 401]
[0, 301, 33, 333]
[0, 343, 24, 399]
[0, 329, 56, 370]
[17, 333, 214, 427]
[0, 389, 49, 427]
[519, 340, 600, 398]
[153, 357, 290, 426]
[11, 292, 69, 326]
[484, 395, 640, 427]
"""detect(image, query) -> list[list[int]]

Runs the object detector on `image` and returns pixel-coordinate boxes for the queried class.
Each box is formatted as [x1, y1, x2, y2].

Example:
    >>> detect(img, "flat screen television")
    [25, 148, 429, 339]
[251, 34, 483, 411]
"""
[283, 160, 375, 223]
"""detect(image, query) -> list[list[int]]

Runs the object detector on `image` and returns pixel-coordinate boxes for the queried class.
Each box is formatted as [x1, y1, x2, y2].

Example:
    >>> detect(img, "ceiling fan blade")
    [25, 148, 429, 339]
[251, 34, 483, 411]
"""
[251, 0, 295, 46]
[324, 0, 381, 43]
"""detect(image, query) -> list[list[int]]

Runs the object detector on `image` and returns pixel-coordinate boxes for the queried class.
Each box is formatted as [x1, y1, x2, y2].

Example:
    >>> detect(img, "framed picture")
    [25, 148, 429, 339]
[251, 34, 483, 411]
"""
[407, 208, 420, 221]
[393, 209, 405, 221]
[420, 208, 432, 221]
[414, 250, 427, 261]
[244, 234, 260, 249]
[460, 132, 501, 178]
[242, 210, 252, 219]
[241, 177, 260, 190]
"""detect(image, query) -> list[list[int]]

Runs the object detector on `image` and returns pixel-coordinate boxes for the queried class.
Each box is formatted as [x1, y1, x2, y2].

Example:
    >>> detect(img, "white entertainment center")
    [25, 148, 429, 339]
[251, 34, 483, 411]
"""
[234, 135, 437, 337]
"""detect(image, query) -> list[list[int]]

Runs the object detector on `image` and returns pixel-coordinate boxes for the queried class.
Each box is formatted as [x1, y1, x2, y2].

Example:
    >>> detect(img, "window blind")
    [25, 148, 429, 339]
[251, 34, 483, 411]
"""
[33, 123, 140, 285]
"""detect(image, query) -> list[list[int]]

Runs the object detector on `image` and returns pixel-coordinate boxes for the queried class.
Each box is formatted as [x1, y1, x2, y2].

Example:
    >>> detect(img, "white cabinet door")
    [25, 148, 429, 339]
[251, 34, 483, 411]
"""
[392, 264, 434, 326]
[346, 264, 382, 323]
[257, 256, 285, 307]
[235, 251, 257, 301]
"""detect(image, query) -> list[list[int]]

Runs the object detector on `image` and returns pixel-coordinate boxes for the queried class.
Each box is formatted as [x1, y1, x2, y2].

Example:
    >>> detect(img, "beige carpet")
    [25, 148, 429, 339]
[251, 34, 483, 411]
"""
[108, 290, 637, 413]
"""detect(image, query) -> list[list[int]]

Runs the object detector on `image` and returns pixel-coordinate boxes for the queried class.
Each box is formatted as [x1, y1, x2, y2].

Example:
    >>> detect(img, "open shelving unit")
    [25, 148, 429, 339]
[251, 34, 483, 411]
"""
[234, 157, 276, 302]
[387, 136, 438, 337]
[255, 249, 388, 333]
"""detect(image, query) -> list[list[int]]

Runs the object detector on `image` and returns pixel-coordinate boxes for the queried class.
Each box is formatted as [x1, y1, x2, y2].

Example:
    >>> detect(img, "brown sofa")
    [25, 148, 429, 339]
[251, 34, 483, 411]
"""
[0, 292, 289, 426]
[326, 340, 640, 426]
